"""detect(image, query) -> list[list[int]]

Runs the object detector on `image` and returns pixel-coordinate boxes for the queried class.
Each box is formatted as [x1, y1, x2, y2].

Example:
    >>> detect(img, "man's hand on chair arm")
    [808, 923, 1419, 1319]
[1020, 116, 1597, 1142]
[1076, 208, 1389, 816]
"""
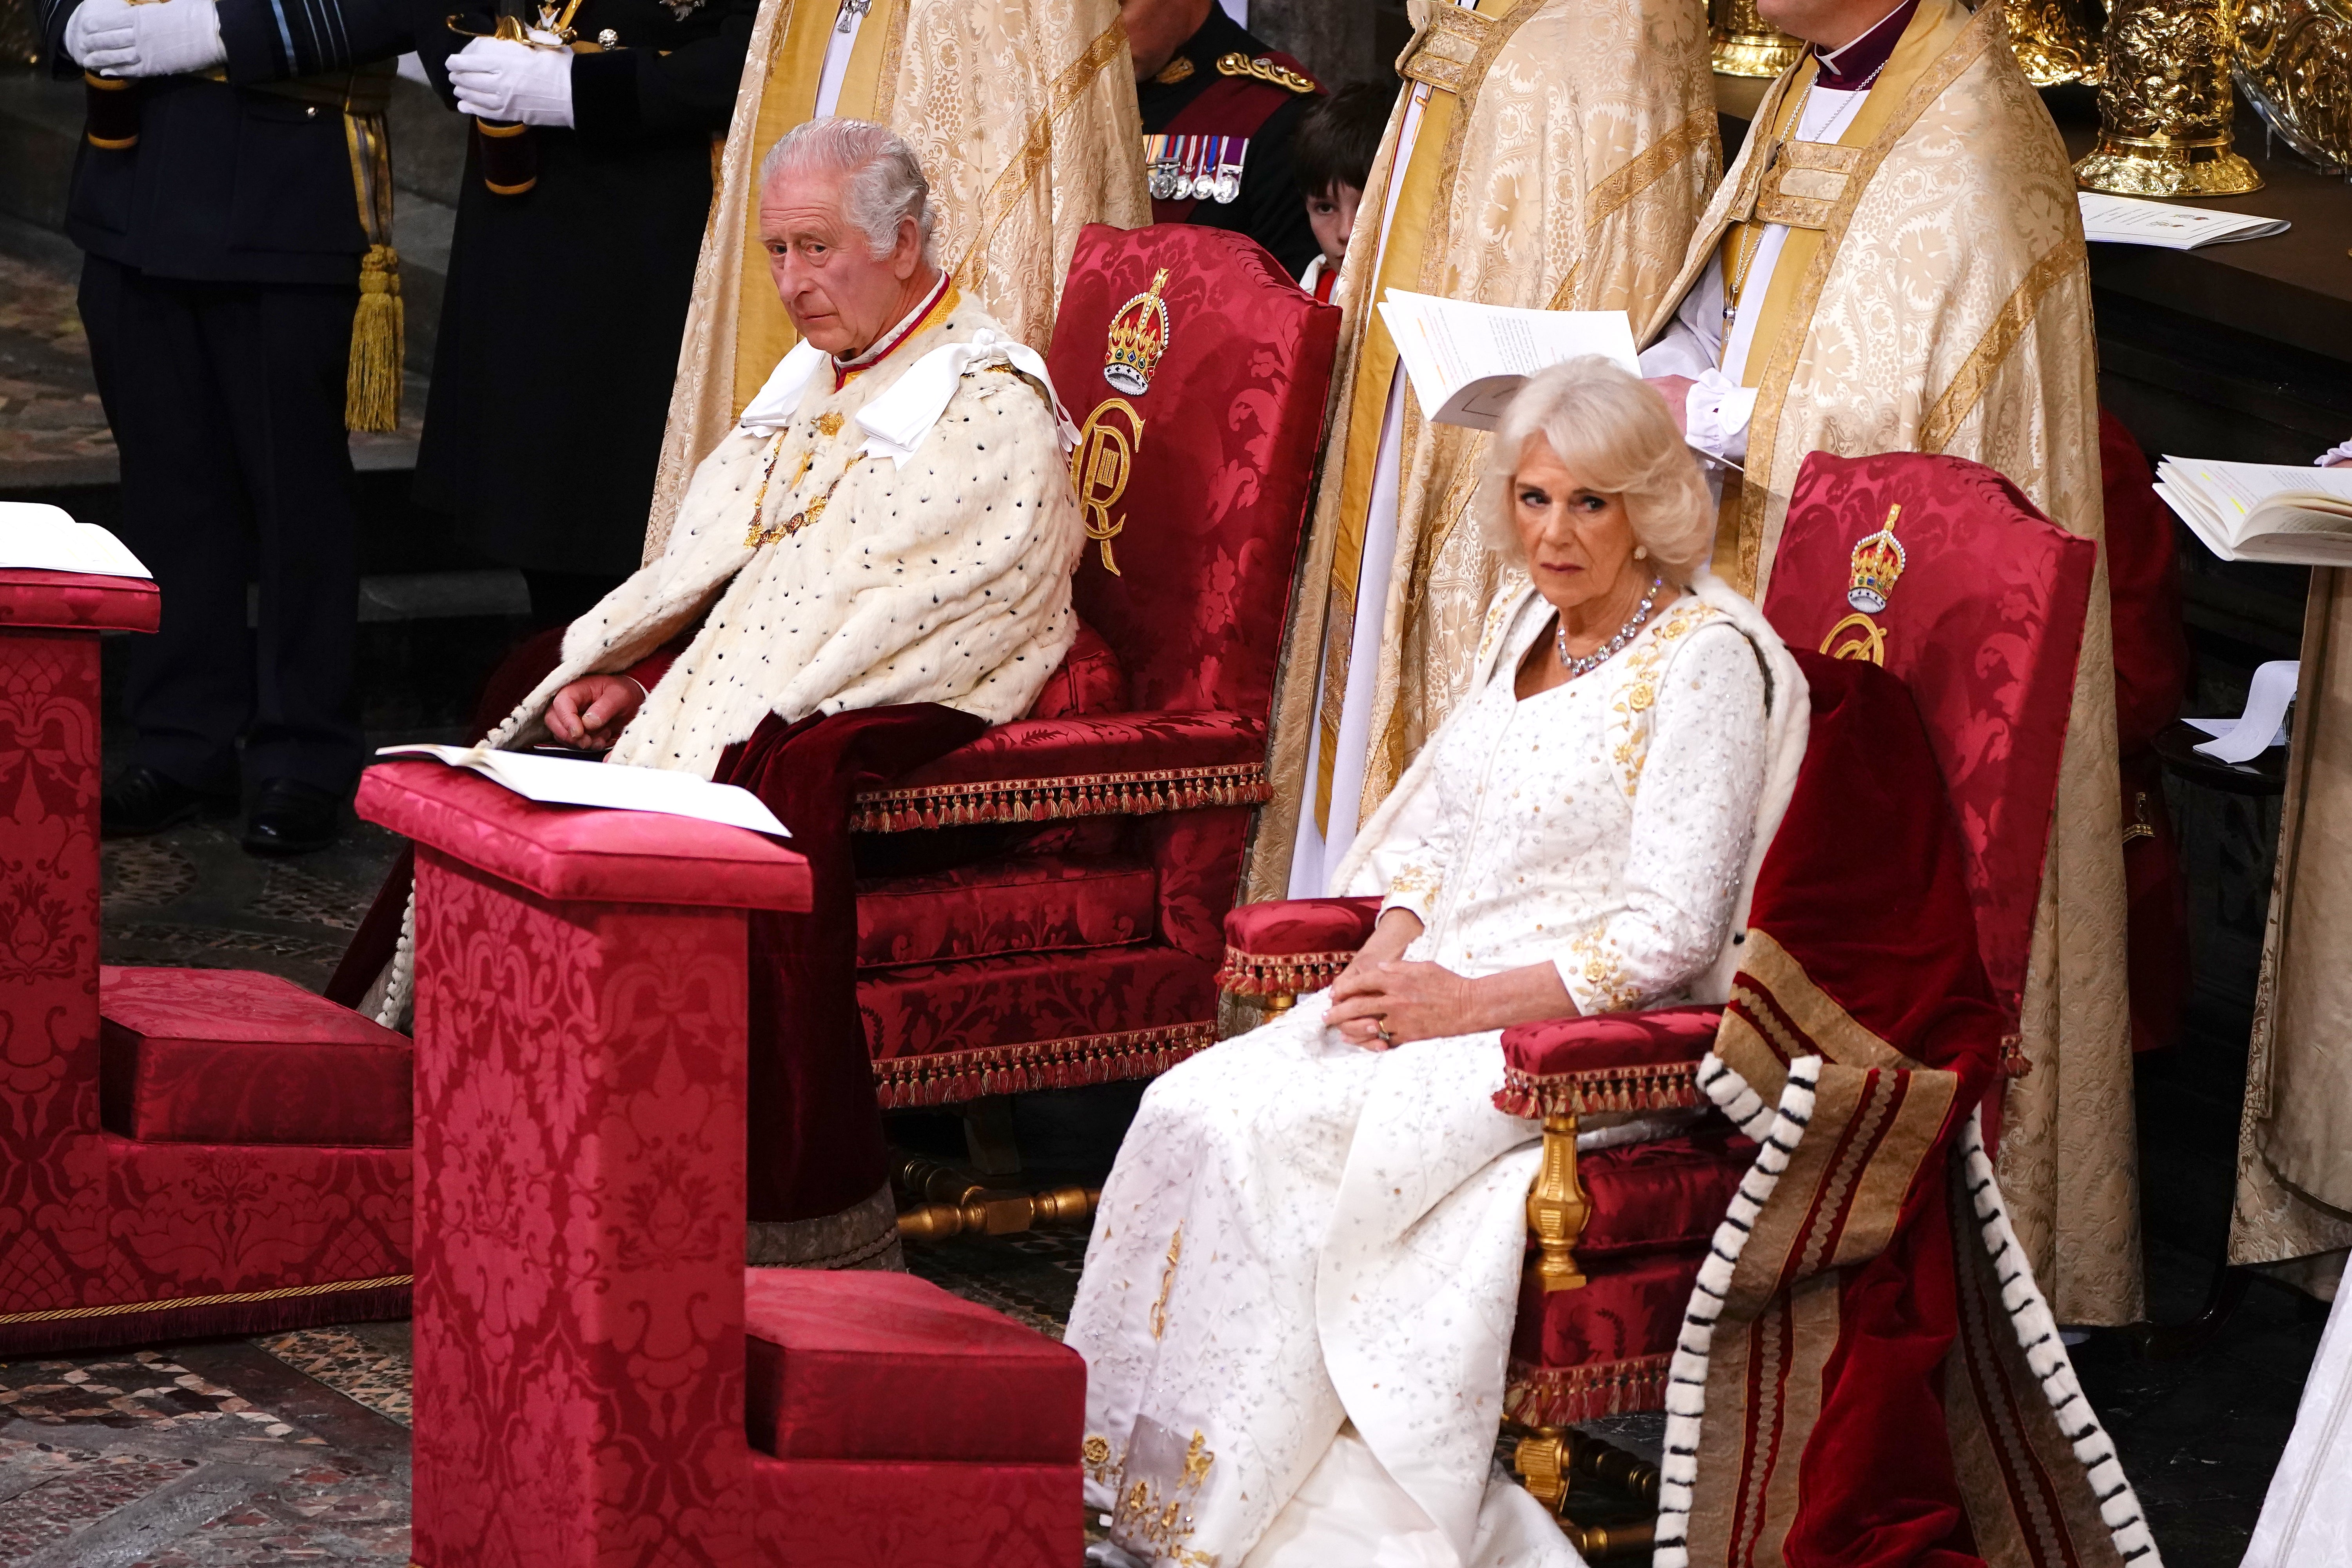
[1325, 909, 1577, 1049]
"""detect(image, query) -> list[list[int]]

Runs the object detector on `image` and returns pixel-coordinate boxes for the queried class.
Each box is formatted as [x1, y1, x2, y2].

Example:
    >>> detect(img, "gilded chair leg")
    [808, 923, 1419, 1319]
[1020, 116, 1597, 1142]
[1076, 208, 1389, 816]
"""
[1526, 1110, 1590, 1292]
[891, 1152, 1101, 1242]
[1507, 1427, 1659, 1561]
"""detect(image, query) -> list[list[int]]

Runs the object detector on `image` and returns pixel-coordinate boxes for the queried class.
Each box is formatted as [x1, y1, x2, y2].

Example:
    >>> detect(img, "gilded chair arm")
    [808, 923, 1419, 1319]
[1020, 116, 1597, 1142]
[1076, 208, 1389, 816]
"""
[1215, 895, 1385, 1000]
[1497, 1005, 1724, 1295]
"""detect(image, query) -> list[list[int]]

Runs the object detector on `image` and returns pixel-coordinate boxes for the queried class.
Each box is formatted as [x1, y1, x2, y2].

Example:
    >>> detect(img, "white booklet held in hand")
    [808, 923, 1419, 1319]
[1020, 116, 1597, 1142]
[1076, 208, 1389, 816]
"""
[1376, 290, 1640, 430]
[0, 503, 151, 579]
[2078, 192, 2290, 249]
[374, 744, 790, 837]
[2154, 458, 2352, 567]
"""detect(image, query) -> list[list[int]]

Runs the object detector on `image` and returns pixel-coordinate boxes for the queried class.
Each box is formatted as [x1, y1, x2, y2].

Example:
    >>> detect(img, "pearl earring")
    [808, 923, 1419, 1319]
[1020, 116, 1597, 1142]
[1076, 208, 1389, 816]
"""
[1633, 545, 1649, 560]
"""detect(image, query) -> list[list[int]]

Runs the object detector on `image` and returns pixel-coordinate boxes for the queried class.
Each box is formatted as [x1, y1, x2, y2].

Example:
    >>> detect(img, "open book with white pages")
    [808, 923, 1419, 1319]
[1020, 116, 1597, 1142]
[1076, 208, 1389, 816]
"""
[2078, 192, 2290, 250]
[1376, 290, 1639, 430]
[374, 744, 789, 836]
[0, 503, 151, 578]
[2154, 457, 2352, 566]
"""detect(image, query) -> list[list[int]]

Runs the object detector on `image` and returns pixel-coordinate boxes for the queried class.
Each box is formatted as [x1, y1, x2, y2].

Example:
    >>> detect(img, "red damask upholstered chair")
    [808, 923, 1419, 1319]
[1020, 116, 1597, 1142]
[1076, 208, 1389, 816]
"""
[846, 223, 1339, 1131]
[0, 569, 412, 1354]
[360, 762, 1082, 1567]
[1216, 451, 2097, 1544]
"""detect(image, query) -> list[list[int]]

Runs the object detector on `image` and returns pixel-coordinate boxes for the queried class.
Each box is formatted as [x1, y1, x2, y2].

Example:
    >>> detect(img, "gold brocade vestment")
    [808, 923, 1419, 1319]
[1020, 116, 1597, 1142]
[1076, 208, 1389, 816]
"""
[1641, 0, 2139, 1325]
[640, 0, 1149, 561]
[1247, 0, 1718, 902]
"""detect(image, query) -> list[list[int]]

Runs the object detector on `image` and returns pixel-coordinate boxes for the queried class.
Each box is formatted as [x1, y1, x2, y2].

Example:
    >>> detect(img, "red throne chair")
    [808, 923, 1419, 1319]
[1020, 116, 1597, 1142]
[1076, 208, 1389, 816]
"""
[359, 761, 1085, 1568]
[1215, 452, 2098, 1546]
[0, 568, 412, 1354]
[840, 223, 1338, 1184]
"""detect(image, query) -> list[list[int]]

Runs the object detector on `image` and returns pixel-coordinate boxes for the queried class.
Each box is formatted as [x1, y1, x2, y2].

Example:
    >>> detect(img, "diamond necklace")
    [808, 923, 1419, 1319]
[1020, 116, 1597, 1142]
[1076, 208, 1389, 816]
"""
[1555, 576, 1665, 679]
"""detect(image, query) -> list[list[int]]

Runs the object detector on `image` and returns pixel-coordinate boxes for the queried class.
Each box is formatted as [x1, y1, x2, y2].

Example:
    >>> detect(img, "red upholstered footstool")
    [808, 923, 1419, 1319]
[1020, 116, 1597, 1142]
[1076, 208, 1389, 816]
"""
[744, 1271, 1083, 1568]
[101, 967, 412, 1145]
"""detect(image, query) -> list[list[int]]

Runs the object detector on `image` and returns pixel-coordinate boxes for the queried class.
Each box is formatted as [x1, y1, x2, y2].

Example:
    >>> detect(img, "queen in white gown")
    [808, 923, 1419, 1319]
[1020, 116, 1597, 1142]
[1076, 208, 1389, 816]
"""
[1066, 358, 1811, 1568]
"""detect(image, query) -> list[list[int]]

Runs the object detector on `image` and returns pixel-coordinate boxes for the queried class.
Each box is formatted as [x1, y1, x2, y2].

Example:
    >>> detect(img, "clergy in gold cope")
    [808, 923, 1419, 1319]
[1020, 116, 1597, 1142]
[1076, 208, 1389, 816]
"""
[1250, 0, 1720, 905]
[1638, 0, 2138, 1327]
[640, 0, 1149, 561]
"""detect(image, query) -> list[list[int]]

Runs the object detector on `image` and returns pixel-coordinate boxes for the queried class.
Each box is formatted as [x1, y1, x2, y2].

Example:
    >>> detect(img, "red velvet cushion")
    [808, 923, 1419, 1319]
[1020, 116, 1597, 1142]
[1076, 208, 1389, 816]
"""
[98, 966, 413, 1146]
[743, 1271, 1084, 1465]
[856, 853, 1157, 969]
[0, 567, 161, 633]
[1025, 622, 1129, 721]
[1047, 224, 1341, 722]
[1500, 1006, 1724, 1078]
[1221, 895, 1383, 957]
[1765, 452, 2094, 1026]
[1573, 1125, 1752, 1259]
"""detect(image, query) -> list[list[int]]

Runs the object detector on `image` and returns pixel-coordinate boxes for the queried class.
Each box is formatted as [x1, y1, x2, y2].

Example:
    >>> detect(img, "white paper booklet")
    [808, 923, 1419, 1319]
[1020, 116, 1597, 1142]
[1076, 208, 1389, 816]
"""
[1376, 290, 1640, 430]
[2183, 659, 2298, 762]
[2079, 192, 2290, 250]
[0, 503, 151, 579]
[374, 744, 789, 837]
[2154, 458, 2352, 566]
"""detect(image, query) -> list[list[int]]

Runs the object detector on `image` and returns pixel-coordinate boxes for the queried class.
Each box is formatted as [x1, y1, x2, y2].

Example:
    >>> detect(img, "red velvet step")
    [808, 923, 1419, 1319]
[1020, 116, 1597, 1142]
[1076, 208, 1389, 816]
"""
[743, 1270, 1083, 1466]
[855, 853, 1158, 970]
[99, 966, 413, 1146]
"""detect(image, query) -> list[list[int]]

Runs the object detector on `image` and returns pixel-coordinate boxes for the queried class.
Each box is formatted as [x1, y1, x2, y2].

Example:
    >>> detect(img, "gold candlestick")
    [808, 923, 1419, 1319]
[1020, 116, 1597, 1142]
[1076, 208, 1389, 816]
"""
[2006, 0, 2106, 85]
[1712, 0, 1806, 78]
[2075, 0, 2265, 195]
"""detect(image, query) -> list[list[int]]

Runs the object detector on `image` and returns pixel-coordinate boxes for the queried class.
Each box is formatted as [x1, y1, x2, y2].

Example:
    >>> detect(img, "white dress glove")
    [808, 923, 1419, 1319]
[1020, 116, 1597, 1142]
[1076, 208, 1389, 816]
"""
[447, 36, 575, 127]
[67, 0, 227, 78]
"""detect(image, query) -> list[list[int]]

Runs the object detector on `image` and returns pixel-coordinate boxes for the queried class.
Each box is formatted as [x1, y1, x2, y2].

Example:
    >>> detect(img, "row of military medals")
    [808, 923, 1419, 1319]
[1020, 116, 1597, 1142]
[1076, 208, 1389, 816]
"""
[1145, 135, 1245, 204]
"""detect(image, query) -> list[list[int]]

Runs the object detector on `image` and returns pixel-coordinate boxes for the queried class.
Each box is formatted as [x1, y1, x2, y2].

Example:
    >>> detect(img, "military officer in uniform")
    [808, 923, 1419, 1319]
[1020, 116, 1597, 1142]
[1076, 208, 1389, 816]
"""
[51, 0, 413, 853]
[410, 0, 756, 627]
[1125, 0, 1323, 278]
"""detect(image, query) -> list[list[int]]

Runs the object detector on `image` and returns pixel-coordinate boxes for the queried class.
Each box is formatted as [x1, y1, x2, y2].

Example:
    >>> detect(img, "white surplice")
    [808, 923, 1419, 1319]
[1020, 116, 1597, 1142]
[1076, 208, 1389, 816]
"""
[1067, 581, 1810, 1568]
[2245, 1281, 2352, 1566]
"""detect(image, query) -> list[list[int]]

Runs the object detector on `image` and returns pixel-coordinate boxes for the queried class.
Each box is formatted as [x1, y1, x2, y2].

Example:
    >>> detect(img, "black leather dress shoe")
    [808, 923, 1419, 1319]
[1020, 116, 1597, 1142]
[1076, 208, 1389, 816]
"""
[102, 765, 233, 838]
[242, 779, 343, 856]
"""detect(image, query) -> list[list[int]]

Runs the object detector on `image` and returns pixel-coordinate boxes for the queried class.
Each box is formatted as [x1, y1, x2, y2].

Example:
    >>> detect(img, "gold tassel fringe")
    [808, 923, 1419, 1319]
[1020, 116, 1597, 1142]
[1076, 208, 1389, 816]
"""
[346, 243, 403, 434]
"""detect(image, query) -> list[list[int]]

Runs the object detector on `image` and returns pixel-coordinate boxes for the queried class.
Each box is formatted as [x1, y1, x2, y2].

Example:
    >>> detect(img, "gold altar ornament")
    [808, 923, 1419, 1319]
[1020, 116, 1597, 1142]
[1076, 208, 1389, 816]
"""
[1710, 0, 1805, 79]
[2076, 0, 2265, 196]
[2235, 0, 2352, 172]
[2004, 0, 2106, 85]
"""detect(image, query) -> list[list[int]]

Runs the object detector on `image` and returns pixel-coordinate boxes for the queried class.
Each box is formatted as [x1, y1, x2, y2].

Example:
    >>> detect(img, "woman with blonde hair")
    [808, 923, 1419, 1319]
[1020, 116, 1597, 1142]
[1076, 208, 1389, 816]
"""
[1067, 358, 1811, 1568]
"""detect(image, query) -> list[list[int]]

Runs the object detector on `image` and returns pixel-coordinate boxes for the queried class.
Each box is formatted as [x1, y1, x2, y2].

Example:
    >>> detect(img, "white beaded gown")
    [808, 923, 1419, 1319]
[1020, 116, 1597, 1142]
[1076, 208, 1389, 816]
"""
[1066, 586, 1789, 1568]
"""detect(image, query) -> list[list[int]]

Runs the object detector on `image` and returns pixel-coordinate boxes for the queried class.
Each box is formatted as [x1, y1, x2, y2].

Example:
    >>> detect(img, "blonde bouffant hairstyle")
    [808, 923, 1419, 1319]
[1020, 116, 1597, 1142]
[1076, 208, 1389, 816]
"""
[1478, 356, 1714, 586]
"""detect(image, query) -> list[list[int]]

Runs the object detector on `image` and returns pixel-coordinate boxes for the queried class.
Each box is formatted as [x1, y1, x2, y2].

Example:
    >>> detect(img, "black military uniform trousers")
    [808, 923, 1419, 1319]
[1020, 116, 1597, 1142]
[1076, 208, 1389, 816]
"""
[79, 255, 366, 797]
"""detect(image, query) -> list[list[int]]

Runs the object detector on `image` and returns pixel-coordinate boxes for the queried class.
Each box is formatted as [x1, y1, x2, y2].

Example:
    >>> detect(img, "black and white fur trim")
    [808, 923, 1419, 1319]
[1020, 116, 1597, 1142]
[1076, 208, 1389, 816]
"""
[1960, 1110, 2162, 1566]
[1652, 1051, 1821, 1568]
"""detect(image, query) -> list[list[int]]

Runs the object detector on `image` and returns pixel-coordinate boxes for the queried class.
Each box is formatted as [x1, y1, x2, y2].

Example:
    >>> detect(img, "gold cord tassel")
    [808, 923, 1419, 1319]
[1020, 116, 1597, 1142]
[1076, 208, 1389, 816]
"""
[345, 243, 403, 433]
[341, 93, 402, 432]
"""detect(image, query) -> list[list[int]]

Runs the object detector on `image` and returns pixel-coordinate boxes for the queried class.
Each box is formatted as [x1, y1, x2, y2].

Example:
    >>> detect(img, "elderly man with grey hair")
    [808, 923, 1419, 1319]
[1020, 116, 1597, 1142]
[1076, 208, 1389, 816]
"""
[477, 117, 1084, 1269]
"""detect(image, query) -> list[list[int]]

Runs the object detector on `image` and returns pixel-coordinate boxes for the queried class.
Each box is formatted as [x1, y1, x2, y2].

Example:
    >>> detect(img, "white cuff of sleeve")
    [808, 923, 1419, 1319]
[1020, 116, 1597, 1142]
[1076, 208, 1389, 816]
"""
[2318, 438, 2352, 467]
[1683, 368, 1756, 466]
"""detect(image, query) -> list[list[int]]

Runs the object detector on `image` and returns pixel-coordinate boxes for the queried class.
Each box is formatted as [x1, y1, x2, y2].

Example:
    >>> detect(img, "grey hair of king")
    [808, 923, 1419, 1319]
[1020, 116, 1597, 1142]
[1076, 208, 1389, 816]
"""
[757, 118, 939, 266]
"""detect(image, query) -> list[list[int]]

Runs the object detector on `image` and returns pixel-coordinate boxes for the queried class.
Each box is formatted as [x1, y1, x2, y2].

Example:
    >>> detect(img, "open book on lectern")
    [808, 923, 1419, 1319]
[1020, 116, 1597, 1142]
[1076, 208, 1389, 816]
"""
[1376, 290, 1641, 432]
[2155, 458, 2352, 567]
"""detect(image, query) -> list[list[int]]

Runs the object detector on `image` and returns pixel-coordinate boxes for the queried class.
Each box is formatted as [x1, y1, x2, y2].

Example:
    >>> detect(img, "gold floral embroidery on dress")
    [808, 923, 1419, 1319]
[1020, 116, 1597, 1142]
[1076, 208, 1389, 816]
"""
[1383, 860, 1442, 918]
[1604, 601, 1716, 797]
[1149, 1224, 1182, 1340]
[1564, 924, 1642, 1014]
[1083, 1433, 1119, 1485]
[1109, 1429, 1220, 1567]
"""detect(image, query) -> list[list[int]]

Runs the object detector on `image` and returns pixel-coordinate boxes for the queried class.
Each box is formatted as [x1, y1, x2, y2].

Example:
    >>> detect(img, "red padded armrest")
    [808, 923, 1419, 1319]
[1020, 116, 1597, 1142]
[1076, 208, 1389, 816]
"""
[1216, 896, 1383, 996]
[1493, 1006, 1724, 1120]
[851, 711, 1269, 832]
